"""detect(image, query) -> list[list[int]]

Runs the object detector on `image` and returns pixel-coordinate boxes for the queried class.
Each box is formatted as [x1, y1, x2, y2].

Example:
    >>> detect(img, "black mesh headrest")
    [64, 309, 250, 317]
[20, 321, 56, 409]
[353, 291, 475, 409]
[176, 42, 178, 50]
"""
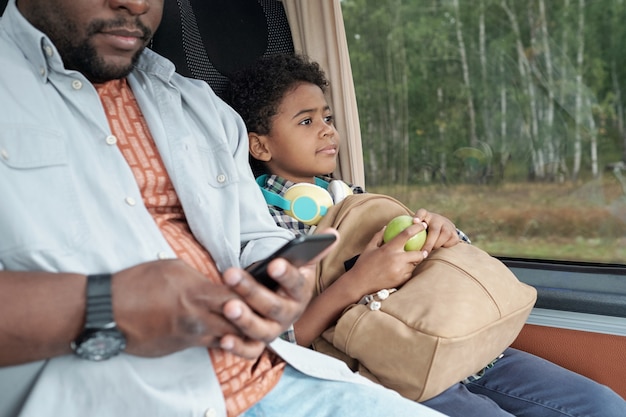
[0, 0, 292, 96]
[150, 0, 294, 96]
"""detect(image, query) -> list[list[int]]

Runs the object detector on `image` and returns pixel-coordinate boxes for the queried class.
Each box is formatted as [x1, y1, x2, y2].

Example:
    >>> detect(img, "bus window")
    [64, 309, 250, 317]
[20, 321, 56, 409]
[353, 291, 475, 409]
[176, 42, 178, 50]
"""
[340, 0, 626, 265]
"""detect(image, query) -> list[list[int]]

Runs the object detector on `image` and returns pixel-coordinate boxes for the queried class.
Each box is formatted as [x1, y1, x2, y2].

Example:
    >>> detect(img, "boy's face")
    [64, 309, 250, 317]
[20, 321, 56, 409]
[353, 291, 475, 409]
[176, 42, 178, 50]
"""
[261, 82, 340, 184]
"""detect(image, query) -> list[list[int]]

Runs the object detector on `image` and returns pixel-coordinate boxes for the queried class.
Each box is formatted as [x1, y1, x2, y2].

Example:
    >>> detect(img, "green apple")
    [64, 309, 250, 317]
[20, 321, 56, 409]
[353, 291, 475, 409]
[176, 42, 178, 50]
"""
[383, 215, 427, 251]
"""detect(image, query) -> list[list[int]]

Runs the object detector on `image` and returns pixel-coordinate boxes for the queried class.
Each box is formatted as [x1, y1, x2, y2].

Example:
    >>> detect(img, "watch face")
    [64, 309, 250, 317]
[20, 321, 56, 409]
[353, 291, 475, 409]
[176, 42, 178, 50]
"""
[72, 329, 127, 361]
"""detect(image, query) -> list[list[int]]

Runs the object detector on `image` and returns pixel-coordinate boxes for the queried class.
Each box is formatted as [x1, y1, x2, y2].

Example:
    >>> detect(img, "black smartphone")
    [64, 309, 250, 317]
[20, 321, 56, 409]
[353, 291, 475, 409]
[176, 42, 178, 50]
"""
[245, 233, 337, 290]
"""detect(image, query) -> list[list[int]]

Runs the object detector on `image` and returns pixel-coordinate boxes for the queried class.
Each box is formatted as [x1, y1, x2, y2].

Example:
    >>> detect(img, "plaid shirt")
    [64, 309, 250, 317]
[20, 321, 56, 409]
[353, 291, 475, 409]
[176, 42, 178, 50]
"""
[259, 174, 471, 343]
[260, 174, 471, 242]
[261, 175, 365, 237]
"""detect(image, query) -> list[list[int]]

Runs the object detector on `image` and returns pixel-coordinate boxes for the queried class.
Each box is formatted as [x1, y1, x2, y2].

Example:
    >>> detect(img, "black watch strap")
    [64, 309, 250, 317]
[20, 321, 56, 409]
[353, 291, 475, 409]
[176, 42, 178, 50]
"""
[72, 273, 125, 360]
[85, 273, 115, 328]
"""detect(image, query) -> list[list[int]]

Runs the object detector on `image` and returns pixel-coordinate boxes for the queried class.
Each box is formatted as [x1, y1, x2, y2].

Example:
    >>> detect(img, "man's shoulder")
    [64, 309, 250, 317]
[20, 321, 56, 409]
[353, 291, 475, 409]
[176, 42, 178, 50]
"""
[133, 50, 223, 105]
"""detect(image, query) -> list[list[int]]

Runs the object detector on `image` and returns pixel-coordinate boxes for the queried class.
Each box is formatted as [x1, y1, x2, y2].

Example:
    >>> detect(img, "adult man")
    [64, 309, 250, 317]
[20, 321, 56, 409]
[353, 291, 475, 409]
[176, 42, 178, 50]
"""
[0, 0, 448, 416]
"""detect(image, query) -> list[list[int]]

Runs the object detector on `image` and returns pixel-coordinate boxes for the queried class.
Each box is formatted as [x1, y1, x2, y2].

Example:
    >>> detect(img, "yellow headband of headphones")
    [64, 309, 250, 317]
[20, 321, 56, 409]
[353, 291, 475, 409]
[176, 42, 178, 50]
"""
[256, 175, 352, 225]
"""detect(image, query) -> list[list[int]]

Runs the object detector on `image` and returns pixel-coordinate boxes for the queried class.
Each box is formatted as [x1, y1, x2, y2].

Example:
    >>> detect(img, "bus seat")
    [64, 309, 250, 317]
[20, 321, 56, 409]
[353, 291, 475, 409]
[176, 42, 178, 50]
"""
[513, 324, 626, 400]
[0, 0, 293, 98]
[150, 0, 294, 97]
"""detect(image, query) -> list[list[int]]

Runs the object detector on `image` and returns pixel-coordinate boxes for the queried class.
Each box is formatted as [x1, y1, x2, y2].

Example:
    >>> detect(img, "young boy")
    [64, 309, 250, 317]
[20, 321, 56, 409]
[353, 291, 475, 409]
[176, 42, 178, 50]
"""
[224, 53, 626, 417]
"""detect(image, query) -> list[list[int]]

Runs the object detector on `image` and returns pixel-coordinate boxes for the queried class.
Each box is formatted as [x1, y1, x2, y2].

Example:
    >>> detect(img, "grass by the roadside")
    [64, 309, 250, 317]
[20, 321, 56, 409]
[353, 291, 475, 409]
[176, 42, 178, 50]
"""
[368, 178, 626, 264]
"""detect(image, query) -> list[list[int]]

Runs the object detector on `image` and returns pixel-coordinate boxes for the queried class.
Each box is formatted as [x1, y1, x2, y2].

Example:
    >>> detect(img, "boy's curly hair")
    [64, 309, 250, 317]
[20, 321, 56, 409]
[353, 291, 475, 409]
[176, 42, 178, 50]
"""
[224, 53, 330, 176]
[225, 53, 329, 135]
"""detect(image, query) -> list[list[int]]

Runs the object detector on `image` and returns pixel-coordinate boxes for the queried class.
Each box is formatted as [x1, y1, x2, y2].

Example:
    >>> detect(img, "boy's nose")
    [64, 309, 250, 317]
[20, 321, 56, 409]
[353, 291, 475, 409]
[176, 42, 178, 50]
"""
[321, 123, 335, 137]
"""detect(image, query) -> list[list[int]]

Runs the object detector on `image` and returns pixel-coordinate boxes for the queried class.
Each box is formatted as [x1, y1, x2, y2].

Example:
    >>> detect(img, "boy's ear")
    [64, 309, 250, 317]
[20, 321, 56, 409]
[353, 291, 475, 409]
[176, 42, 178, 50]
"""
[248, 133, 272, 162]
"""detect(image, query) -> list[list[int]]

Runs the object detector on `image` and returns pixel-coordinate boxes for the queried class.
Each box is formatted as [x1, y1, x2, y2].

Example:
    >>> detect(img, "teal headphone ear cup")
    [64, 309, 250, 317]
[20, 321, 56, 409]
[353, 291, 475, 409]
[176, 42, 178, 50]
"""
[283, 183, 333, 225]
[290, 196, 323, 223]
[256, 175, 337, 225]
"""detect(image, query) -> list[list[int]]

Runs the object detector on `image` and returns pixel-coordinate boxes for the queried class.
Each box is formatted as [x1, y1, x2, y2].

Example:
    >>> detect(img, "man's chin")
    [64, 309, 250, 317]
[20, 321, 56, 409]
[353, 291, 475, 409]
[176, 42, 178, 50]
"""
[91, 69, 133, 83]
[82, 57, 137, 83]
[75, 44, 145, 83]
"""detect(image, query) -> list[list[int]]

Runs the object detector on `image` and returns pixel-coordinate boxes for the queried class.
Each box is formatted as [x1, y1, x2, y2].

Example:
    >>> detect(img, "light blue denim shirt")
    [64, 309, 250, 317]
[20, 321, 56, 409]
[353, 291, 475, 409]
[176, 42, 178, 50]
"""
[0, 3, 293, 276]
[0, 2, 378, 416]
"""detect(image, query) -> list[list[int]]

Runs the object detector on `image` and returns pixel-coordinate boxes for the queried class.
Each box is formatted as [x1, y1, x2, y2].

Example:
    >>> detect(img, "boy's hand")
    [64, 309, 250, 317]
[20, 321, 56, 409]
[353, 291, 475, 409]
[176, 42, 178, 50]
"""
[413, 208, 461, 253]
[345, 223, 427, 295]
[342, 210, 460, 296]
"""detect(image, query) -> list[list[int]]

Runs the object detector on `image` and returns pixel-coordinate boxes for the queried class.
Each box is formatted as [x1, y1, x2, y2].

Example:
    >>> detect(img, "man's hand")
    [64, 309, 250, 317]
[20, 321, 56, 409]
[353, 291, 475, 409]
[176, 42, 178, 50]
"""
[220, 229, 339, 358]
[113, 259, 248, 358]
[1, 261, 247, 365]
[0, 231, 339, 365]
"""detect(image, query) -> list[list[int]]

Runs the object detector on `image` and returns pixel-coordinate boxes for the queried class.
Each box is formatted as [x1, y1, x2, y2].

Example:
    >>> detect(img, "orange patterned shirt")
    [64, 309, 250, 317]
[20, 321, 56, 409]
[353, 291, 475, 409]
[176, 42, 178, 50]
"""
[96, 79, 285, 416]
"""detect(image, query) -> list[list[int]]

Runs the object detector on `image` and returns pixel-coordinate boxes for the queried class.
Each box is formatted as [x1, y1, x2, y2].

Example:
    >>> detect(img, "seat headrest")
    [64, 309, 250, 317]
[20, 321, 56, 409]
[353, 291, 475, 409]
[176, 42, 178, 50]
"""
[0, 0, 294, 96]
[150, 0, 294, 96]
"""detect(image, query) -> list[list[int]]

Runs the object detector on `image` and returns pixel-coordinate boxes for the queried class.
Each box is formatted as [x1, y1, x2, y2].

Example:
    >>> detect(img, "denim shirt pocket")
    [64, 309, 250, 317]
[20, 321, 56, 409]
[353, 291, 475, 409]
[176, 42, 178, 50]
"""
[197, 142, 240, 188]
[0, 126, 89, 266]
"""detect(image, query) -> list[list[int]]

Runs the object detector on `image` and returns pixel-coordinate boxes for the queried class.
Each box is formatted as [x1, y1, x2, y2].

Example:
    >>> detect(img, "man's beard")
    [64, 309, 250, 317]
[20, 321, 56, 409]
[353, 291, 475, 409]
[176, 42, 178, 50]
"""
[66, 18, 151, 83]
[59, 40, 142, 83]
[41, 16, 152, 83]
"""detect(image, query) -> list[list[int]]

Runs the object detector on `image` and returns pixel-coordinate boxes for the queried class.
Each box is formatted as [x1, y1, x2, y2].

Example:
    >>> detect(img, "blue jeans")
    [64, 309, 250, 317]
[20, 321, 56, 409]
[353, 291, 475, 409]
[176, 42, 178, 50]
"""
[242, 365, 447, 417]
[422, 347, 626, 417]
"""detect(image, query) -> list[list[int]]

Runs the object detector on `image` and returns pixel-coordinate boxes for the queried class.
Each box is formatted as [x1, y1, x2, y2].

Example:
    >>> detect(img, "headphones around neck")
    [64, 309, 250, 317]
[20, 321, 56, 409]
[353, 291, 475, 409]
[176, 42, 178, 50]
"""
[256, 175, 352, 225]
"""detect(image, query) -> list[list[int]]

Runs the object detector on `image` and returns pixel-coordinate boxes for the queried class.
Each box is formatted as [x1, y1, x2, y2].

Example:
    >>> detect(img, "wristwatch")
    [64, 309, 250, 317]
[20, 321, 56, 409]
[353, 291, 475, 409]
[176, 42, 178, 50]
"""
[71, 273, 126, 361]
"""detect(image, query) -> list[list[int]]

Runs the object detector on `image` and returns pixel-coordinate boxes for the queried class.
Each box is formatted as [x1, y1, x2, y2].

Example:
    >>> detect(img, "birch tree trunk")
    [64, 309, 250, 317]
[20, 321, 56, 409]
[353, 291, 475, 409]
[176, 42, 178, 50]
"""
[526, 4, 545, 179]
[613, 62, 626, 163]
[587, 96, 598, 178]
[453, 0, 478, 147]
[479, 0, 493, 147]
[385, 0, 409, 184]
[437, 87, 448, 181]
[501, 0, 542, 179]
[559, 0, 571, 179]
[539, 0, 557, 180]
[499, 54, 509, 181]
[572, 0, 585, 181]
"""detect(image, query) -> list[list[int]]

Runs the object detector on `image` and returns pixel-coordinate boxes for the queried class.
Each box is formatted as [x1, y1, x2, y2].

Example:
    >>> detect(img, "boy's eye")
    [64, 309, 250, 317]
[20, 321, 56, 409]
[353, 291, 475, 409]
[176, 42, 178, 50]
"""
[299, 118, 313, 125]
[324, 115, 334, 124]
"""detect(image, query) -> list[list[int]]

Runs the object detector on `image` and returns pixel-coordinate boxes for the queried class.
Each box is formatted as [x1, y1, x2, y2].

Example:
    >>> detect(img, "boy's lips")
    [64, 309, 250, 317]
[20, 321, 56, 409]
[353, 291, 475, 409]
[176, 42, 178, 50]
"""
[317, 145, 338, 155]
